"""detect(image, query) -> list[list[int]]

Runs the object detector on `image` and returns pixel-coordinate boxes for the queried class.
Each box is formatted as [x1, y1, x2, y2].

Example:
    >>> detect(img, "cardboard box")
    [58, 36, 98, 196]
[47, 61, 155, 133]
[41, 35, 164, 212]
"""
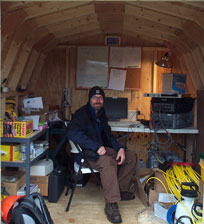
[1, 120, 33, 137]
[30, 174, 50, 196]
[162, 73, 186, 94]
[1, 144, 20, 161]
[154, 171, 170, 193]
[149, 189, 174, 209]
[133, 168, 154, 206]
[1, 171, 26, 195]
[133, 168, 174, 209]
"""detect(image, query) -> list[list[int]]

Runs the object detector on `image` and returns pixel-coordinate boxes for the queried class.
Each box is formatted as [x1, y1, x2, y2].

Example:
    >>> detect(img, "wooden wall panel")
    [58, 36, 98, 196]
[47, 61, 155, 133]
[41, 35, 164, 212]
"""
[20, 49, 39, 89]
[1, 9, 27, 36]
[28, 53, 47, 91]
[28, 49, 66, 107]
[184, 52, 204, 90]
[23, 44, 197, 163]
[2, 40, 22, 81]
[196, 90, 204, 172]
[27, 45, 197, 122]
[191, 46, 204, 86]
[8, 44, 32, 91]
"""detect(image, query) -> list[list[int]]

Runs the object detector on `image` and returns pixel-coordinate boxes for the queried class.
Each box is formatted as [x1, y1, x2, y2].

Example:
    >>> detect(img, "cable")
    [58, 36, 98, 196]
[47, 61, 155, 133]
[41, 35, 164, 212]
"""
[146, 176, 174, 204]
[161, 165, 200, 201]
[175, 215, 193, 224]
[154, 152, 164, 164]
[145, 164, 199, 224]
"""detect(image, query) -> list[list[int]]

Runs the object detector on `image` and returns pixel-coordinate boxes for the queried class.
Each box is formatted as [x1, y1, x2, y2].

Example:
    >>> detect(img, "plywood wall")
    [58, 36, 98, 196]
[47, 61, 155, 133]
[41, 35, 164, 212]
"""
[23, 44, 197, 163]
[27, 46, 196, 121]
[28, 48, 66, 107]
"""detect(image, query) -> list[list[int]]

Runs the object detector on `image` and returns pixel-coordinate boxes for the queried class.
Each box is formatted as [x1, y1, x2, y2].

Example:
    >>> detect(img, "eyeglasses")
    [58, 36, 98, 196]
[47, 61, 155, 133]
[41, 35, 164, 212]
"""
[91, 96, 104, 101]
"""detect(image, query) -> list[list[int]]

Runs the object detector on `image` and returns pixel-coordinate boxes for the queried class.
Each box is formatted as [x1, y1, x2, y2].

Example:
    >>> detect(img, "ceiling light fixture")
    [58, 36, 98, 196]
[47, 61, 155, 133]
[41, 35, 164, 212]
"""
[155, 52, 173, 68]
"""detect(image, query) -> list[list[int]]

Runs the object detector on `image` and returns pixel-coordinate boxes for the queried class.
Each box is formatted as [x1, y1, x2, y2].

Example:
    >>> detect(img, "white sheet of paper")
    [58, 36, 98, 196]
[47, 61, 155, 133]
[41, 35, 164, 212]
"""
[154, 202, 168, 221]
[109, 47, 126, 68]
[23, 97, 43, 109]
[125, 47, 141, 68]
[158, 193, 177, 203]
[108, 69, 126, 91]
[24, 115, 40, 130]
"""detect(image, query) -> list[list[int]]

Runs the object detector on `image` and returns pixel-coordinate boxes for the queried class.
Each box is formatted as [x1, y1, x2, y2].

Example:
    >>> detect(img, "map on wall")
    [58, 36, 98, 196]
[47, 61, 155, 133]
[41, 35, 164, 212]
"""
[76, 46, 109, 88]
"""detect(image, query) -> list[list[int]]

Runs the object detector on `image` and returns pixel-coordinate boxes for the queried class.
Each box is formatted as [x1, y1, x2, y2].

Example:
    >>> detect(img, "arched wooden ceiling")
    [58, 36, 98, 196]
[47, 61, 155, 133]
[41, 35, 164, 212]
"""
[1, 1, 204, 91]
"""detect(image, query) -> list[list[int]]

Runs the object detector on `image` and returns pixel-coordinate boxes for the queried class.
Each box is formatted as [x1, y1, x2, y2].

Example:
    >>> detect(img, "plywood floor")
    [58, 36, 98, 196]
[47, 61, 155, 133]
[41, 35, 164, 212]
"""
[45, 179, 145, 224]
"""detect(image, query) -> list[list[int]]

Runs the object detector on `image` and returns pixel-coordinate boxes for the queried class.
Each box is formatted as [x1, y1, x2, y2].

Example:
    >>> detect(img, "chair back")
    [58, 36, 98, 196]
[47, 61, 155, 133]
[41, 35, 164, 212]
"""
[69, 140, 82, 154]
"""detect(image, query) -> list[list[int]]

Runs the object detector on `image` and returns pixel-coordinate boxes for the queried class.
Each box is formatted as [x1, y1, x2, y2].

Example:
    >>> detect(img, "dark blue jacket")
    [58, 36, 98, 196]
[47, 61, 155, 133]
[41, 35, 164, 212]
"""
[67, 103, 126, 152]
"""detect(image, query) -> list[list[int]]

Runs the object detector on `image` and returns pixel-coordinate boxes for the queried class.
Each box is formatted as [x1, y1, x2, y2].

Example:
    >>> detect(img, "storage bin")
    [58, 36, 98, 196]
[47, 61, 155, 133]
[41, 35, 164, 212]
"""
[1, 120, 33, 137]
[1, 171, 26, 195]
[199, 153, 204, 182]
[1, 144, 20, 161]
[162, 73, 186, 94]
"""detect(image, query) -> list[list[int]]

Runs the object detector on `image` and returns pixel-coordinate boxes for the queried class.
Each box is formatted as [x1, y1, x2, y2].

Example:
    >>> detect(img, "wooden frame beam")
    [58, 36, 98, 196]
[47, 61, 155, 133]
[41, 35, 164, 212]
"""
[20, 49, 39, 90]
[128, 2, 204, 29]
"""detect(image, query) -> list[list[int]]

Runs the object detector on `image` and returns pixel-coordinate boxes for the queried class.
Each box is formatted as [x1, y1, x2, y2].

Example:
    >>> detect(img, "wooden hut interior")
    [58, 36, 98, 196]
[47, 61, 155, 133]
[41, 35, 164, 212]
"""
[1, 1, 204, 223]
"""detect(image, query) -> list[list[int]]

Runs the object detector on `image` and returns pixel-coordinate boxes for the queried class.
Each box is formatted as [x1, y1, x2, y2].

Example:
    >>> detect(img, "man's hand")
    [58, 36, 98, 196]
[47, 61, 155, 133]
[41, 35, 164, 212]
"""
[116, 148, 125, 165]
[97, 146, 106, 155]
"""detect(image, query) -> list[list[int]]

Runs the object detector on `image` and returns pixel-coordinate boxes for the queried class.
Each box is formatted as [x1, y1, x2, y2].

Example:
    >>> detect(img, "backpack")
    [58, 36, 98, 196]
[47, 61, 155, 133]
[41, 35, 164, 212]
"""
[9, 192, 54, 224]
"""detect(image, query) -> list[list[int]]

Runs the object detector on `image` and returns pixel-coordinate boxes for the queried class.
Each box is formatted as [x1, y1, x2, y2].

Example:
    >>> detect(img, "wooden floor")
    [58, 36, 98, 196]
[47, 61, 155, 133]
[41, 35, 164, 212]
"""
[45, 179, 145, 224]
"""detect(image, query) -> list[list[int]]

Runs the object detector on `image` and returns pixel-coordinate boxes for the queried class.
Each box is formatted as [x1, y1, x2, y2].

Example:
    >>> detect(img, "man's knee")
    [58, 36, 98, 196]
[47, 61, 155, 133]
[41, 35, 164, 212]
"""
[98, 155, 117, 171]
[125, 150, 137, 166]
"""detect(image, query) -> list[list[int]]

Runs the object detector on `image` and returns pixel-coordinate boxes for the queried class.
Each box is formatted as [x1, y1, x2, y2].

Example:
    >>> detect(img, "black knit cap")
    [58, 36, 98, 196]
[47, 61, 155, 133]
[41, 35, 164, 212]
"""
[88, 86, 105, 100]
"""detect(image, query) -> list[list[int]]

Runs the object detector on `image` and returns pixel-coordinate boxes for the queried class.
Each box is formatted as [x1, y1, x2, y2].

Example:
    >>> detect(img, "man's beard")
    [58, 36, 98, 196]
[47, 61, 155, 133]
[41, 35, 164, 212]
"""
[93, 103, 102, 110]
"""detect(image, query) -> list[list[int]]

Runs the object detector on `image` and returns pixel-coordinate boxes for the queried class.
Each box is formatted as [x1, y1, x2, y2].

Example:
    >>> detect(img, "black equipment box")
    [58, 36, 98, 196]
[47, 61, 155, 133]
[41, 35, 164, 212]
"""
[151, 97, 194, 113]
[48, 166, 66, 203]
[151, 112, 193, 129]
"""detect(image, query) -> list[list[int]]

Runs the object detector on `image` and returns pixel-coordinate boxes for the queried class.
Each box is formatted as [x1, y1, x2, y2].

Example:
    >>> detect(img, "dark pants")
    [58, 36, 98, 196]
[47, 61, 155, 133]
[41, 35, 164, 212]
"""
[88, 147, 137, 203]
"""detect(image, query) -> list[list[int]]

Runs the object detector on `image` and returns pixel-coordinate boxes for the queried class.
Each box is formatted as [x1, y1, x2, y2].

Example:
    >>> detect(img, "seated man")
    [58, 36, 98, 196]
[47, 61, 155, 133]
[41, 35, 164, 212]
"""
[67, 86, 137, 223]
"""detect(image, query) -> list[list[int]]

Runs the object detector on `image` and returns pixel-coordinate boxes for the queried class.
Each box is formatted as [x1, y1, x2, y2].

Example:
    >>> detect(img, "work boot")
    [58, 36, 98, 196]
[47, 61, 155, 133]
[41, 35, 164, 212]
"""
[104, 202, 122, 223]
[120, 191, 135, 201]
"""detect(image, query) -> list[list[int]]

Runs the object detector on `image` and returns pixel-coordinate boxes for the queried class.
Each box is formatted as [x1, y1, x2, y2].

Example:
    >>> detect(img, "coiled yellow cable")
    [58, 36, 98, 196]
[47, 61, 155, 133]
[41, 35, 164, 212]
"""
[146, 176, 175, 204]
[145, 164, 200, 224]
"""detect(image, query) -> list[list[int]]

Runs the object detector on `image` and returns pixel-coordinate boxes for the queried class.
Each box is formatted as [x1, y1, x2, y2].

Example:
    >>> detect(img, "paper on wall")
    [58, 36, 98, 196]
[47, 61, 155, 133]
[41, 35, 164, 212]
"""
[23, 97, 43, 109]
[109, 47, 126, 68]
[108, 69, 126, 91]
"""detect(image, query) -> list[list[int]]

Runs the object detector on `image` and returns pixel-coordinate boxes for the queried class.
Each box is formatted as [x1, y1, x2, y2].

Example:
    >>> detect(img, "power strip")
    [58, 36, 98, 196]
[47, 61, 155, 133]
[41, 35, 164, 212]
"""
[144, 93, 183, 98]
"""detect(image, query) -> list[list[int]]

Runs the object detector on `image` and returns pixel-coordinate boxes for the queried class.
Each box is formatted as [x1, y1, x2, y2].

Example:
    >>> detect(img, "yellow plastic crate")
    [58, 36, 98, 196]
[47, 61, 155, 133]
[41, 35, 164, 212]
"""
[1, 120, 33, 138]
[1, 144, 20, 161]
[199, 162, 204, 182]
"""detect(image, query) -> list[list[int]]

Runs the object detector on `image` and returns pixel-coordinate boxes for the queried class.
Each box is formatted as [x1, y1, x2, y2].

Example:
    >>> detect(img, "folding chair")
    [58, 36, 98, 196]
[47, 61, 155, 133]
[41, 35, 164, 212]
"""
[65, 140, 101, 212]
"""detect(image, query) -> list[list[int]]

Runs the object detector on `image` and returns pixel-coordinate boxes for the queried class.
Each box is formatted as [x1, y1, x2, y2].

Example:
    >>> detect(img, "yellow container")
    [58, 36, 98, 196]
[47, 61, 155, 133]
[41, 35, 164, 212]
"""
[1, 144, 20, 161]
[199, 161, 204, 182]
[1, 120, 33, 138]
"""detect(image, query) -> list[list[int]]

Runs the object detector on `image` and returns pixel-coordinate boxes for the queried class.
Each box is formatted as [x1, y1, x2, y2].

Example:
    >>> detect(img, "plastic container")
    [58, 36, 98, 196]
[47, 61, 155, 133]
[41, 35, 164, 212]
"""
[174, 182, 198, 224]
[20, 142, 35, 161]
[20, 144, 26, 161]
[135, 159, 146, 175]
[199, 153, 204, 182]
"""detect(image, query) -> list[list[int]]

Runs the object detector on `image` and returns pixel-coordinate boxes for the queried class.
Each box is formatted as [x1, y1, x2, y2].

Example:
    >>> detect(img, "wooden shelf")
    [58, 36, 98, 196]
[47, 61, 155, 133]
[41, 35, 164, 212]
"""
[1, 91, 32, 98]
